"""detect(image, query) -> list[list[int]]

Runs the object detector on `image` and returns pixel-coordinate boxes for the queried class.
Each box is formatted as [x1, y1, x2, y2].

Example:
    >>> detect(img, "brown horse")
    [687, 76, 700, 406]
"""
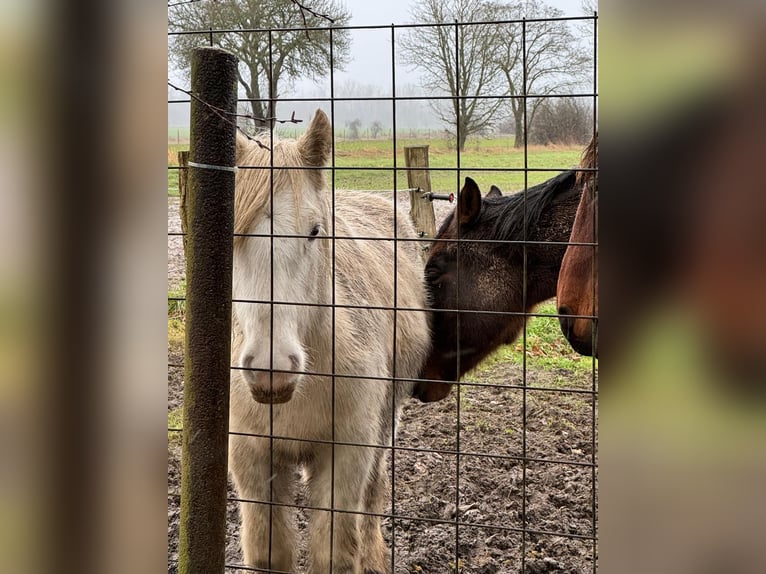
[413, 170, 582, 402]
[557, 133, 598, 357]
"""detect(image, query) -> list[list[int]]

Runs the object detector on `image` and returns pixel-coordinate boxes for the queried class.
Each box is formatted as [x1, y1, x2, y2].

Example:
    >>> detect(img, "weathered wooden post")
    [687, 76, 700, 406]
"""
[177, 150, 189, 253]
[404, 146, 437, 260]
[178, 47, 238, 574]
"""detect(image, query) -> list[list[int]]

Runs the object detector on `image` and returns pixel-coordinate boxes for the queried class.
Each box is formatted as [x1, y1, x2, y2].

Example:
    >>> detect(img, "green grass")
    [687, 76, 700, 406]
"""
[333, 137, 581, 192]
[167, 136, 582, 196]
[471, 301, 597, 383]
[168, 407, 183, 444]
[168, 143, 186, 197]
[167, 285, 185, 443]
[168, 281, 187, 319]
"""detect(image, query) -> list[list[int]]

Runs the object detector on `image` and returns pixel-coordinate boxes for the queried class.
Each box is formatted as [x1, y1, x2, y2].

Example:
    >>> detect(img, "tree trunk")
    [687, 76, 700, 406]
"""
[248, 100, 268, 129]
[513, 111, 524, 148]
[458, 130, 468, 152]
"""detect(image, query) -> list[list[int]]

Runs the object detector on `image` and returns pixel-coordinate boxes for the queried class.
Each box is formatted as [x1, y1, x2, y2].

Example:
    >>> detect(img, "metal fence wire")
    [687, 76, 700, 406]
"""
[168, 12, 597, 574]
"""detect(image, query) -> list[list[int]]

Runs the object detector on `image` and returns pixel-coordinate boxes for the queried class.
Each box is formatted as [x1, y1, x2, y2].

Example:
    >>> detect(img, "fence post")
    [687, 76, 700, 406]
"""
[178, 46, 238, 574]
[178, 150, 189, 253]
[404, 145, 436, 260]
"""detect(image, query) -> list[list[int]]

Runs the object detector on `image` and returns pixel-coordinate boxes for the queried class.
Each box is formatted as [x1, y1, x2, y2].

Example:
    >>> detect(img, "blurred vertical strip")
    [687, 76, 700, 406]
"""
[0, 1, 52, 573]
[0, 0, 167, 573]
[601, 2, 766, 573]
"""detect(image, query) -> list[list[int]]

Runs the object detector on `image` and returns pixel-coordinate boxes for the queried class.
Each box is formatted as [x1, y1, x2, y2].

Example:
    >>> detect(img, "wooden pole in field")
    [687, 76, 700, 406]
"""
[404, 145, 436, 260]
[178, 46, 238, 574]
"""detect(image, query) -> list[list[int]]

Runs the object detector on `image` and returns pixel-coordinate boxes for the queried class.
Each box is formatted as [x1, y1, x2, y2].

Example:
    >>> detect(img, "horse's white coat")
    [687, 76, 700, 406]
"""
[229, 110, 429, 573]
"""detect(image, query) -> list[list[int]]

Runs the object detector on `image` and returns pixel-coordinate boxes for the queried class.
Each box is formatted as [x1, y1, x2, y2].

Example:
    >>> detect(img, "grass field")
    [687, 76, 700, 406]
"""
[167, 136, 583, 197]
[474, 301, 597, 381]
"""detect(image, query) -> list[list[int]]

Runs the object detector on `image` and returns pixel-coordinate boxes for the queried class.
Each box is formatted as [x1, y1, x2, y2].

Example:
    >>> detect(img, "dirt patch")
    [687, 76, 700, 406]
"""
[167, 355, 597, 573]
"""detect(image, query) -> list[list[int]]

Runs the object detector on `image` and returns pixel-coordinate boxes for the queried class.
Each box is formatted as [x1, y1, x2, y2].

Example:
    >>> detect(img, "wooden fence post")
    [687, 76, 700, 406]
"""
[178, 150, 189, 253]
[178, 47, 238, 574]
[404, 146, 436, 260]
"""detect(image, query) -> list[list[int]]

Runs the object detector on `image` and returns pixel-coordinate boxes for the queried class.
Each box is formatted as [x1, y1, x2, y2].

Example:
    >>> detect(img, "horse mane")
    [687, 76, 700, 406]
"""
[489, 169, 577, 241]
[576, 132, 598, 189]
[233, 132, 326, 245]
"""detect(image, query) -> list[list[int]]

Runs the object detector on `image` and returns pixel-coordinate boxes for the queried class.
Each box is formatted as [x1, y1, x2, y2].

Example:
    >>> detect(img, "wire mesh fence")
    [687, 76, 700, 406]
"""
[168, 9, 597, 574]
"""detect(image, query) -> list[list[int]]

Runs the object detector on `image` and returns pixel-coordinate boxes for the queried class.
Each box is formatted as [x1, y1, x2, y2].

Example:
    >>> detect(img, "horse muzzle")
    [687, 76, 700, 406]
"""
[240, 351, 303, 404]
[558, 306, 597, 358]
[412, 360, 456, 402]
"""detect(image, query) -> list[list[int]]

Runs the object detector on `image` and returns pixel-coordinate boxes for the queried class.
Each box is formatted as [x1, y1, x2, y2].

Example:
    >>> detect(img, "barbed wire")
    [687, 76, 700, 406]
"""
[167, 0, 205, 8]
[169, 81, 305, 150]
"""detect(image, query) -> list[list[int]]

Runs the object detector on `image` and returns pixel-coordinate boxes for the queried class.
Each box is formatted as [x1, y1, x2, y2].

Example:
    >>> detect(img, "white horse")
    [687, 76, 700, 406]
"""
[229, 110, 429, 573]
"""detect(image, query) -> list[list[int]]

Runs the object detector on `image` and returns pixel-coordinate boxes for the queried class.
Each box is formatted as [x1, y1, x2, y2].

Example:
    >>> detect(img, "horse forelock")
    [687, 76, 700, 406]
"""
[234, 135, 326, 244]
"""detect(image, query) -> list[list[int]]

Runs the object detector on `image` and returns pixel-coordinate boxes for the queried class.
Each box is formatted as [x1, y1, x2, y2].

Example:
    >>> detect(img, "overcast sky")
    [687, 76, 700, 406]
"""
[346, 0, 587, 26]
[298, 0, 593, 94]
[168, 0, 595, 125]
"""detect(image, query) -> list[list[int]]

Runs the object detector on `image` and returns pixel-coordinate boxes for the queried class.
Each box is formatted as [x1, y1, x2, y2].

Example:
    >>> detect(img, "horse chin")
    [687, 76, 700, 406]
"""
[566, 333, 597, 358]
[249, 384, 296, 404]
[559, 314, 597, 358]
[412, 380, 453, 402]
[412, 361, 456, 402]
[247, 372, 300, 404]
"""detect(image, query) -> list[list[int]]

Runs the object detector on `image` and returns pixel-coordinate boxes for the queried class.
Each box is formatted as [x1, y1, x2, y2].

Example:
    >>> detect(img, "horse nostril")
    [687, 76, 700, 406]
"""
[242, 354, 255, 369]
[558, 305, 572, 316]
[288, 354, 300, 371]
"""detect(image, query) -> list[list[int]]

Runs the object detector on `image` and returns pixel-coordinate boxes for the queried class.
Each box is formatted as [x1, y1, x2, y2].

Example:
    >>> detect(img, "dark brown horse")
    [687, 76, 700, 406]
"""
[413, 171, 582, 402]
[557, 133, 598, 357]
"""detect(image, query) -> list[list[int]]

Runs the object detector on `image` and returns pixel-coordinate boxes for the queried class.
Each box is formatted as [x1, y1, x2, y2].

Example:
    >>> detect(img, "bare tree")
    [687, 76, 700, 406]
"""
[346, 118, 362, 139]
[529, 96, 593, 145]
[400, 0, 507, 152]
[581, 0, 598, 16]
[370, 121, 383, 139]
[494, 0, 592, 147]
[169, 0, 351, 126]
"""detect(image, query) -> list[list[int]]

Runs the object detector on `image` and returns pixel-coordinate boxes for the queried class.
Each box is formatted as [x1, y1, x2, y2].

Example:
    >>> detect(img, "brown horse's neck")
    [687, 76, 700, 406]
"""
[523, 189, 582, 307]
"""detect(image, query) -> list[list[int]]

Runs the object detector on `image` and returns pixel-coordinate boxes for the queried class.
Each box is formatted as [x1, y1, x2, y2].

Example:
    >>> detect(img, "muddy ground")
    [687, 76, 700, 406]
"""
[168, 349, 597, 573]
[167, 198, 597, 573]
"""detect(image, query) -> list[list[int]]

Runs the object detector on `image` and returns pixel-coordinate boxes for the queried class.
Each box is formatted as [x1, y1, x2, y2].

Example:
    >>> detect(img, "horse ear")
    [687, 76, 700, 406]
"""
[458, 177, 482, 226]
[235, 131, 251, 164]
[487, 185, 502, 198]
[298, 109, 332, 167]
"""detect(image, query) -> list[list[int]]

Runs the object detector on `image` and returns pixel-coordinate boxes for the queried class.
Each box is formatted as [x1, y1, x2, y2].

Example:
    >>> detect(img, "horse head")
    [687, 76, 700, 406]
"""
[414, 173, 581, 402]
[232, 110, 333, 404]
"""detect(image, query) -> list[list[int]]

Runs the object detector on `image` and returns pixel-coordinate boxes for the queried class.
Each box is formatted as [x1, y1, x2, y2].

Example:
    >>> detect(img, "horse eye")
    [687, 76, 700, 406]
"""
[308, 224, 320, 240]
[425, 262, 444, 283]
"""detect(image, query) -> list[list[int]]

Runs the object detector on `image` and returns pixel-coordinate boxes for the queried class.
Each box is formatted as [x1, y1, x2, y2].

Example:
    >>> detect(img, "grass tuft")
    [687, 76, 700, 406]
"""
[168, 282, 186, 320]
[168, 407, 183, 444]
